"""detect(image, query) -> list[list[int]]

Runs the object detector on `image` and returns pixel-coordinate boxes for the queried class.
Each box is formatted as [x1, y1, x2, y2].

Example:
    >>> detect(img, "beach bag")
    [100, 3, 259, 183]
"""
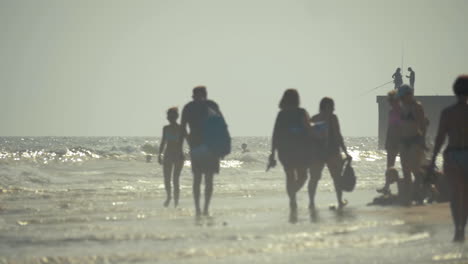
[202, 106, 231, 158]
[340, 158, 356, 192]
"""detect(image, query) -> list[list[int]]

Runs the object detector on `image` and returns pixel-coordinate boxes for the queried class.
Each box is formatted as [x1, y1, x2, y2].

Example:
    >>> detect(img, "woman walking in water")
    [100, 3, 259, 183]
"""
[158, 107, 185, 207]
[308, 97, 351, 210]
[430, 76, 468, 242]
[269, 89, 312, 222]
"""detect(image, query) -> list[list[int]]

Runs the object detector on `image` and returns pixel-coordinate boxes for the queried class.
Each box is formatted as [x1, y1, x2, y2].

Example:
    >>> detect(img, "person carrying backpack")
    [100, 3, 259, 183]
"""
[181, 86, 230, 217]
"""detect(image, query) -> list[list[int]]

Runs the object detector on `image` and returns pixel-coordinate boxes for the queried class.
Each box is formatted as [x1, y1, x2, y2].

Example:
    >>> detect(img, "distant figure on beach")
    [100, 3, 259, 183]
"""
[392, 68, 403, 89]
[158, 107, 185, 208]
[241, 143, 249, 153]
[398, 84, 427, 205]
[406, 67, 415, 90]
[181, 86, 230, 217]
[377, 90, 401, 194]
[308, 97, 351, 210]
[270, 89, 312, 222]
[430, 75, 468, 242]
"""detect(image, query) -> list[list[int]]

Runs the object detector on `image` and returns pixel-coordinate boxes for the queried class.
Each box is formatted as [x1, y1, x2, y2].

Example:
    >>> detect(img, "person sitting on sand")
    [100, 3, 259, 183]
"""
[269, 89, 312, 222]
[308, 97, 351, 210]
[241, 143, 249, 153]
[370, 167, 404, 206]
[377, 90, 401, 194]
[158, 107, 185, 208]
[397, 85, 427, 205]
[430, 75, 468, 242]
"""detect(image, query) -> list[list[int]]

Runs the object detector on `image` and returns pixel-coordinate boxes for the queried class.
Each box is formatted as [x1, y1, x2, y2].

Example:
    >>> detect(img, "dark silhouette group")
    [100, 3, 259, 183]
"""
[158, 76, 468, 242]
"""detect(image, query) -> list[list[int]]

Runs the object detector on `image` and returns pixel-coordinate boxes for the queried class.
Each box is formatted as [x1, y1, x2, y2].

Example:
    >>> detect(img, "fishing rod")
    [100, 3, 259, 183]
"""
[360, 80, 394, 96]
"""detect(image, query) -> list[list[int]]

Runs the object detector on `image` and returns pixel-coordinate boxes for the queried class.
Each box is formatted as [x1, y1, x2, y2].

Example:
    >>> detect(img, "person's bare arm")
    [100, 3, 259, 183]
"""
[333, 115, 350, 158]
[430, 110, 448, 167]
[271, 113, 280, 155]
[180, 105, 189, 146]
[158, 127, 167, 164]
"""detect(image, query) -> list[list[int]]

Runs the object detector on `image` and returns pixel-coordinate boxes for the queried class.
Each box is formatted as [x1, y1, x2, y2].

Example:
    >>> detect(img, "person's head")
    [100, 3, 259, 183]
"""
[241, 143, 247, 150]
[279, 89, 300, 110]
[397, 84, 414, 104]
[408, 67, 412, 72]
[453, 75, 468, 102]
[192, 86, 207, 101]
[396, 68, 401, 73]
[167, 107, 179, 123]
[319, 97, 335, 115]
[385, 167, 399, 184]
[387, 90, 399, 108]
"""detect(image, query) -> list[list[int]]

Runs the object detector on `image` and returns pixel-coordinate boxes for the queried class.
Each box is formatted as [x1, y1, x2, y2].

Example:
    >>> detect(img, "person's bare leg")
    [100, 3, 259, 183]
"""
[192, 172, 202, 216]
[461, 182, 468, 242]
[454, 173, 466, 242]
[173, 160, 183, 208]
[308, 161, 324, 210]
[400, 149, 413, 206]
[285, 169, 298, 223]
[379, 150, 398, 192]
[163, 162, 173, 207]
[203, 172, 214, 216]
[294, 167, 308, 193]
[329, 156, 346, 209]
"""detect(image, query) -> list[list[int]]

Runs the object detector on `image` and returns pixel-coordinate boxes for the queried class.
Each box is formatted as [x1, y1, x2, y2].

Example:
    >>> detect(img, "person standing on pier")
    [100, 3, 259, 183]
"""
[406, 67, 416, 90]
[392, 68, 403, 89]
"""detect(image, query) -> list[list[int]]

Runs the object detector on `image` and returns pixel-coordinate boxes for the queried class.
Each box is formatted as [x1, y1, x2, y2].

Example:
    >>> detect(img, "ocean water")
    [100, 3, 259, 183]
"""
[0, 137, 466, 264]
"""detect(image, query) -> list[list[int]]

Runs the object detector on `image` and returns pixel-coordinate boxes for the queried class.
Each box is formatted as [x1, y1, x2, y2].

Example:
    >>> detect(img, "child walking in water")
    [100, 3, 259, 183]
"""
[158, 107, 185, 207]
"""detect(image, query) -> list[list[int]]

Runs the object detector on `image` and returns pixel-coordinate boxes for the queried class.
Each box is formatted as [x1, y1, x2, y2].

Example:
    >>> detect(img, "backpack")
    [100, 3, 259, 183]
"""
[202, 106, 231, 158]
[340, 158, 356, 192]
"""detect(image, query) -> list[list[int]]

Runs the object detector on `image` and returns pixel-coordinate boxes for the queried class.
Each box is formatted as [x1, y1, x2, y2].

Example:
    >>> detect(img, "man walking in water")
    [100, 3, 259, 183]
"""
[181, 86, 225, 217]
[406, 67, 415, 90]
[392, 68, 403, 89]
[430, 76, 468, 242]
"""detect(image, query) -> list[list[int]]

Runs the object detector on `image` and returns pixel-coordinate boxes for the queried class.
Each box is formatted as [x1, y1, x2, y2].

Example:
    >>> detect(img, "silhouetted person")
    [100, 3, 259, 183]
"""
[308, 97, 351, 210]
[397, 84, 426, 205]
[392, 68, 403, 89]
[406, 67, 415, 90]
[181, 86, 224, 217]
[241, 143, 249, 153]
[377, 90, 401, 194]
[158, 107, 185, 207]
[270, 89, 312, 222]
[430, 76, 468, 242]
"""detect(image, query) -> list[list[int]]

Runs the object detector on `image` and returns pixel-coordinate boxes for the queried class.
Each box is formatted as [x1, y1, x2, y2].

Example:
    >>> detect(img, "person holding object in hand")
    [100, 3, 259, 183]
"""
[269, 89, 313, 222]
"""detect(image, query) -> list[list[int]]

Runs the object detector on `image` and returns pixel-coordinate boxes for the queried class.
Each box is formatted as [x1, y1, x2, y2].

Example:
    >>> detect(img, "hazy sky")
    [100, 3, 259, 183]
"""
[1, 0, 467, 137]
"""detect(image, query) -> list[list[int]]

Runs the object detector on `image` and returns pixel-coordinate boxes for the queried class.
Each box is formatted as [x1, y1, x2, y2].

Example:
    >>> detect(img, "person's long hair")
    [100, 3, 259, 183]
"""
[319, 97, 334, 112]
[279, 89, 300, 110]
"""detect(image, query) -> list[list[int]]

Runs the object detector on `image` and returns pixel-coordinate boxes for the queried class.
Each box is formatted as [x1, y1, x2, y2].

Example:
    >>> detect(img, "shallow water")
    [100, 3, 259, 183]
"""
[0, 137, 465, 264]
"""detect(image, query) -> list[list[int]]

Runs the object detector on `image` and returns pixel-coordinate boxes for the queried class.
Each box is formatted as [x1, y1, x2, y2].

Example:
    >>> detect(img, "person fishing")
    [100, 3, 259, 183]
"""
[430, 75, 468, 242]
[392, 68, 403, 89]
[406, 67, 415, 90]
